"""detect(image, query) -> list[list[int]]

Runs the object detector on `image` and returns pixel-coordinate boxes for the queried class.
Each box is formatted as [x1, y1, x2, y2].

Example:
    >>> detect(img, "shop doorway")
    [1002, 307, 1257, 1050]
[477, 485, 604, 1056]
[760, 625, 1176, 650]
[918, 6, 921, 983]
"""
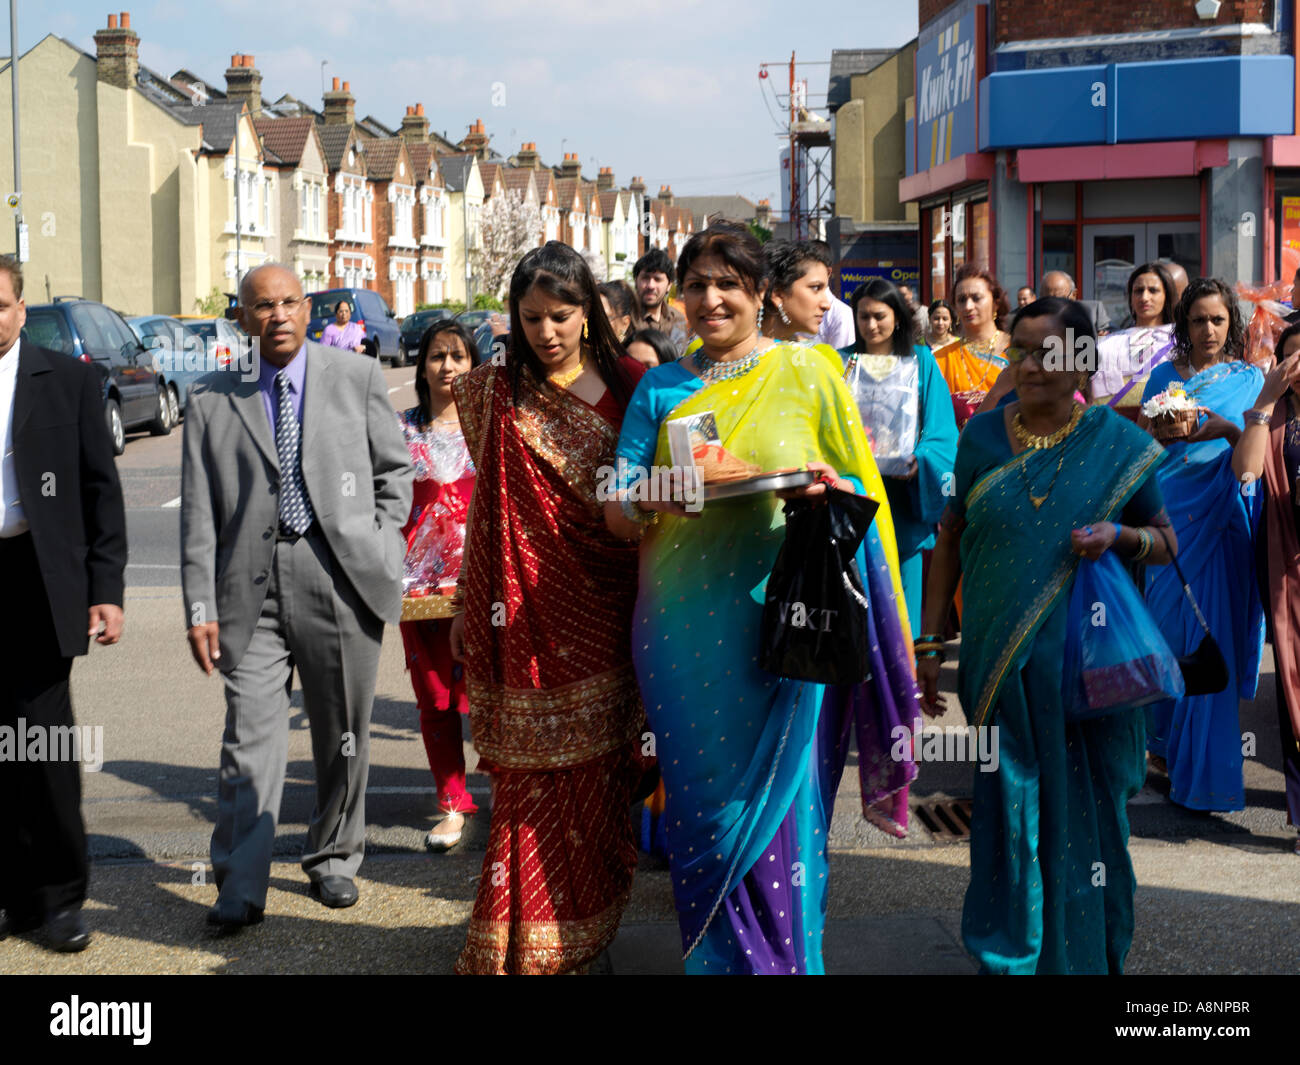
[1082, 222, 1200, 328]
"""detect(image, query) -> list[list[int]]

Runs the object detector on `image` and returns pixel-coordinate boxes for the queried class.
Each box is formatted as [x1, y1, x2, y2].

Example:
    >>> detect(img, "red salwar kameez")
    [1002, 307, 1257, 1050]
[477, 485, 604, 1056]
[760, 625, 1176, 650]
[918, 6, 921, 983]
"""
[397, 407, 477, 815]
[451, 360, 647, 975]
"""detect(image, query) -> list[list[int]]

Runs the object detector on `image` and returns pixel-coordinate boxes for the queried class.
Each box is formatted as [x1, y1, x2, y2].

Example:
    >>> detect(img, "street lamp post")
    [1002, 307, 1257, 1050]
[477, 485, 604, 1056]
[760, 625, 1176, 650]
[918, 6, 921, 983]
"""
[9, 0, 25, 263]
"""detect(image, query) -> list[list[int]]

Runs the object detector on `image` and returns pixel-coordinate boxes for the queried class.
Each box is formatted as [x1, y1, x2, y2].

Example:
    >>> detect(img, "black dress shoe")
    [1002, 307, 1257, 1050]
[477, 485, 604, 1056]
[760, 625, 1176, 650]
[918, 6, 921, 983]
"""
[206, 898, 264, 933]
[308, 876, 358, 909]
[45, 909, 91, 953]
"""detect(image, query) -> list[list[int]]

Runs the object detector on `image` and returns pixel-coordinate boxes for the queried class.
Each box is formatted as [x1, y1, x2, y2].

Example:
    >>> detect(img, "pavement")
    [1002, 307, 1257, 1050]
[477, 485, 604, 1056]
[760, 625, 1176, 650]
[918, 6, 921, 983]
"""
[2, 363, 1298, 975]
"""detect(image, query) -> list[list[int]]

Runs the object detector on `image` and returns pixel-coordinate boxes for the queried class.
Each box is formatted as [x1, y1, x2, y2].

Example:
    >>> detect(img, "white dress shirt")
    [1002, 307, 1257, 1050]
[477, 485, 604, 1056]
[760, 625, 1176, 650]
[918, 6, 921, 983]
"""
[0, 335, 27, 537]
[816, 295, 856, 350]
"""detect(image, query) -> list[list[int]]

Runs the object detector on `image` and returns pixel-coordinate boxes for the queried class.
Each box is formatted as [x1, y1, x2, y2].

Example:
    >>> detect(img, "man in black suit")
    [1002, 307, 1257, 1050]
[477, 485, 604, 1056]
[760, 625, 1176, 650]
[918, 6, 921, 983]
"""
[0, 255, 127, 952]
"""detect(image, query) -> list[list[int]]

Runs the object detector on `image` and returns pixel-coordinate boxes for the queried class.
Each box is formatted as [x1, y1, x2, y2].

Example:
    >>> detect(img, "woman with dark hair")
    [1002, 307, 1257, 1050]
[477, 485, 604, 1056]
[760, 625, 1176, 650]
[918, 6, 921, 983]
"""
[605, 222, 917, 972]
[396, 319, 481, 852]
[1092, 262, 1178, 419]
[926, 298, 957, 352]
[932, 262, 1012, 427]
[625, 327, 677, 369]
[1142, 277, 1265, 812]
[760, 239, 834, 343]
[447, 241, 648, 974]
[1232, 322, 1300, 853]
[320, 299, 366, 353]
[920, 296, 1176, 973]
[843, 278, 957, 644]
[599, 280, 635, 344]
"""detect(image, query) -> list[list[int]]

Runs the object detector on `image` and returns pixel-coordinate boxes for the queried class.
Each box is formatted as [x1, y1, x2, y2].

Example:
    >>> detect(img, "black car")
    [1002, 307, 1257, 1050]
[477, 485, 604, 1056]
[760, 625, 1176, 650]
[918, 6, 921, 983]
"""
[22, 298, 173, 454]
[306, 287, 403, 366]
[399, 308, 456, 361]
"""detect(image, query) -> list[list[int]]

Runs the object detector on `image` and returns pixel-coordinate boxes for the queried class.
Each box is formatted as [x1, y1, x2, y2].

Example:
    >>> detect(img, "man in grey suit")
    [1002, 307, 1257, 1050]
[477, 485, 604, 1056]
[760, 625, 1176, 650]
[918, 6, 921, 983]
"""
[181, 263, 412, 931]
[1041, 270, 1111, 335]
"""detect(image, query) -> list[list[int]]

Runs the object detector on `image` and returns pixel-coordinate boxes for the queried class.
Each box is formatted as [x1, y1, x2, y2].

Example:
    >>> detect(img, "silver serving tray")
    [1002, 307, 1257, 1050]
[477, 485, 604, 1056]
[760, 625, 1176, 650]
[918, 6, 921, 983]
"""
[702, 468, 817, 501]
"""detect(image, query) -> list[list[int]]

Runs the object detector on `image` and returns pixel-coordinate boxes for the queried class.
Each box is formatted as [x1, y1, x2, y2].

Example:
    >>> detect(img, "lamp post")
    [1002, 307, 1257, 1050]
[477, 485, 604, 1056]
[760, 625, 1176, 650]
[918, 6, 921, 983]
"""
[9, 0, 25, 262]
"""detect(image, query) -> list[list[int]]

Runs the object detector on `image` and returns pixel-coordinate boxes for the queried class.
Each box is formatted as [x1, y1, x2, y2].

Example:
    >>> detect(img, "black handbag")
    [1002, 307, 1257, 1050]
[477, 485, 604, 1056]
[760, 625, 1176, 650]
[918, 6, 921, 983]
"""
[1152, 526, 1230, 697]
[759, 487, 878, 685]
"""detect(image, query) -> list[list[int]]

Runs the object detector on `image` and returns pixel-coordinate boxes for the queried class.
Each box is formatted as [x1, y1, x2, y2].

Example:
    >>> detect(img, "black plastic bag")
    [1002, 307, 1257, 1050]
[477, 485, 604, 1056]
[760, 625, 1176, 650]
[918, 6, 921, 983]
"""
[759, 488, 879, 684]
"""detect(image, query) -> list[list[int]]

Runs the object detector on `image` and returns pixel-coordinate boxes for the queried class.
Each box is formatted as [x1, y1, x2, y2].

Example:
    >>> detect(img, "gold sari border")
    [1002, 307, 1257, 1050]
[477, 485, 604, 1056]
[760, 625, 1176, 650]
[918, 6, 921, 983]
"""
[468, 665, 646, 771]
[454, 892, 631, 975]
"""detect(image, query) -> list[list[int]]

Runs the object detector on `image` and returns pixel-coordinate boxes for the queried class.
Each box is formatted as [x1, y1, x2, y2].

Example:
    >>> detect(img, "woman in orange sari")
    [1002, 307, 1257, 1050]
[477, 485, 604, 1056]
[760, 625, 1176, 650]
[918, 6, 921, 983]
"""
[931, 263, 1011, 427]
[448, 242, 648, 974]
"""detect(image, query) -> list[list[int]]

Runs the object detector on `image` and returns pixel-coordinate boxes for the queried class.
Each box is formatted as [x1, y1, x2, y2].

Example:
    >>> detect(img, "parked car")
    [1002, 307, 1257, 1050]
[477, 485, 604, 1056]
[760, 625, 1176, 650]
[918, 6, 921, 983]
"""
[306, 288, 402, 366]
[21, 298, 173, 454]
[399, 308, 456, 362]
[472, 320, 508, 364]
[173, 315, 250, 379]
[128, 314, 210, 421]
[456, 309, 494, 332]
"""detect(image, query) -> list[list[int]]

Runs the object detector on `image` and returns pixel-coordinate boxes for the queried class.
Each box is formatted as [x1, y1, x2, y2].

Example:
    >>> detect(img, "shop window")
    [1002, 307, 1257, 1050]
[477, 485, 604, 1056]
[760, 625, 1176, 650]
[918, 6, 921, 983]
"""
[928, 205, 948, 302]
[1043, 223, 1076, 282]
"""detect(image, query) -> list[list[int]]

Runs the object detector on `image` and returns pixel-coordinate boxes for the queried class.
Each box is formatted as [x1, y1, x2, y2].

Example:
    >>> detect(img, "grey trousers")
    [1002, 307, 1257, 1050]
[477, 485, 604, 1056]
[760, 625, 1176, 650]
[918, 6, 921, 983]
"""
[210, 527, 383, 908]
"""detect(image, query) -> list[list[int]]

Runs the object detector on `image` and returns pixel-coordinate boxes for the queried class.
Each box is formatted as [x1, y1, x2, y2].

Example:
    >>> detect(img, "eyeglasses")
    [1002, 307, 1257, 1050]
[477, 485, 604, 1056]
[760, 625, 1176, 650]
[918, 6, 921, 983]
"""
[248, 296, 308, 318]
[1003, 345, 1049, 365]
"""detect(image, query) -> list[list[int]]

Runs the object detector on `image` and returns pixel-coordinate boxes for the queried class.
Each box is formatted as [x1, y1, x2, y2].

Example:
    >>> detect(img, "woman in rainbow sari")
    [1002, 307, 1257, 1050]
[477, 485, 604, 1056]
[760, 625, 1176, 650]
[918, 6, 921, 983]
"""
[606, 223, 917, 973]
[930, 263, 1011, 428]
[919, 298, 1175, 974]
[1141, 278, 1265, 811]
[448, 243, 648, 974]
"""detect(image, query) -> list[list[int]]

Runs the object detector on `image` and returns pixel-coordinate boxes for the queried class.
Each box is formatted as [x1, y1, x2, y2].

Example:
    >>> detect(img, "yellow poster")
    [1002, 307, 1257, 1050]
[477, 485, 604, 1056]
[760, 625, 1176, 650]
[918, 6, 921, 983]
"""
[1282, 197, 1300, 281]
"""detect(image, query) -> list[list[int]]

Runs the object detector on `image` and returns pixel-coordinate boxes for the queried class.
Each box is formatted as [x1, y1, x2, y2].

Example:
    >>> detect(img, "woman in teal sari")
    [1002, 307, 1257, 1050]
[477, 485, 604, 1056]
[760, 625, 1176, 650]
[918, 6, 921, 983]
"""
[606, 223, 916, 973]
[1140, 278, 1265, 811]
[841, 277, 957, 638]
[919, 298, 1176, 974]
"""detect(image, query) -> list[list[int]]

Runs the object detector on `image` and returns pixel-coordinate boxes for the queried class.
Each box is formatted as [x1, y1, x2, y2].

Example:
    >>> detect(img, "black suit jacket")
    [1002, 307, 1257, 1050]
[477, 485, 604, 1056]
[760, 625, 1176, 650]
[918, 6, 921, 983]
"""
[12, 343, 127, 657]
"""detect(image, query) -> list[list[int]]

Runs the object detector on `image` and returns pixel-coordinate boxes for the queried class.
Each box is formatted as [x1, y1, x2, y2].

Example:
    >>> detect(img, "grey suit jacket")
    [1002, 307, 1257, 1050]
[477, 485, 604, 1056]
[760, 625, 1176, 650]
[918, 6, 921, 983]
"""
[180, 341, 413, 669]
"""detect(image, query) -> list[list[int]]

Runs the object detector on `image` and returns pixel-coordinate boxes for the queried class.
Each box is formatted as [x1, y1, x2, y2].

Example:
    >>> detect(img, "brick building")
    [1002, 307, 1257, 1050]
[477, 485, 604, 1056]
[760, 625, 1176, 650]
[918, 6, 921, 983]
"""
[905, 1, 1296, 320]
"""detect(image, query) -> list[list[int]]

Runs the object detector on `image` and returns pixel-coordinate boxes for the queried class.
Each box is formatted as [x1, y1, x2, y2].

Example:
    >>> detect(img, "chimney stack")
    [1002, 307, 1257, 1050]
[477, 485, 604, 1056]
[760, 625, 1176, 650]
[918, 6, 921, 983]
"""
[559, 152, 582, 180]
[756, 199, 772, 227]
[628, 175, 647, 198]
[323, 77, 356, 125]
[657, 184, 674, 206]
[224, 53, 263, 115]
[596, 166, 615, 192]
[400, 102, 429, 143]
[94, 11, 139, 90]
[461, 118, 490, 159]
[515, 141, 540, 170]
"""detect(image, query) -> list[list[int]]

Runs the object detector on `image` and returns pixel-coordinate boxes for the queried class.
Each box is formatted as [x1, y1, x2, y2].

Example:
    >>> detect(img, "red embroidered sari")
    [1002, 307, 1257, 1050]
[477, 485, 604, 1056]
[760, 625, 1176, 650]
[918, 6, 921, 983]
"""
[451, 360, 647, 975]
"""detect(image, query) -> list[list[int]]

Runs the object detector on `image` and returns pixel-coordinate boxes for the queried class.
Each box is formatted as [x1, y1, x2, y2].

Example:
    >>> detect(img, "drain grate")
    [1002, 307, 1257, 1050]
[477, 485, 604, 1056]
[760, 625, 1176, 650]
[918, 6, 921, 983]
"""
[913, 799, 973, 843]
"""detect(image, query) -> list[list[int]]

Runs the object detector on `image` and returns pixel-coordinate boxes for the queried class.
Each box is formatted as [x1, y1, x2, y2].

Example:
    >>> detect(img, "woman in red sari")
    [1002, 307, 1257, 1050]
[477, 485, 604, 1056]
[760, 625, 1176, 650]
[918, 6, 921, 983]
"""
[448, 242, 648, 974]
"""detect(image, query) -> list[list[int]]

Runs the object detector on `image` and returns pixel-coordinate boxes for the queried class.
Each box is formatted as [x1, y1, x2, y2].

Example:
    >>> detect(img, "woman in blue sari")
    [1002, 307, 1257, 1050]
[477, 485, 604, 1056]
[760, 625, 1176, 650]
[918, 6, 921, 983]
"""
[1140, 278, 1265, 811]
[919, 298, 1176, 974]
[605, 223, 917, 973]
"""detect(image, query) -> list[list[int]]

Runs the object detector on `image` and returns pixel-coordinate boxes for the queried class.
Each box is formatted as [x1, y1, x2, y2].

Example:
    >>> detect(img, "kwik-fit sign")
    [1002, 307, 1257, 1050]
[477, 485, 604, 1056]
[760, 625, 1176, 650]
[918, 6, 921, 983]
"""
[916, 9, 980, 169]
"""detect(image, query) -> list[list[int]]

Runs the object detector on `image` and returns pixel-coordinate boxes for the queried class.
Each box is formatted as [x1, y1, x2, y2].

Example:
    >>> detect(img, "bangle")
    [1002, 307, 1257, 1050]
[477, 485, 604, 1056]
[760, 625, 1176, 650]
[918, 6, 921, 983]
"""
[1244, 409, 1271, 427]
[620, 492, 657, 526]
[917, 633, 944, 644]
[449, 584, 466, 616]
[916, 648, 946, 662]
[1133, 528, 1153, 562]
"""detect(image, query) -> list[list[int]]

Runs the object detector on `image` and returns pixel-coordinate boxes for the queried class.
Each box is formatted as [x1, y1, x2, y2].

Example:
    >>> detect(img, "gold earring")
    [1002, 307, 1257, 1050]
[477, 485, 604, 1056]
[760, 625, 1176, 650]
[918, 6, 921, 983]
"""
[583, 319, 589, 340]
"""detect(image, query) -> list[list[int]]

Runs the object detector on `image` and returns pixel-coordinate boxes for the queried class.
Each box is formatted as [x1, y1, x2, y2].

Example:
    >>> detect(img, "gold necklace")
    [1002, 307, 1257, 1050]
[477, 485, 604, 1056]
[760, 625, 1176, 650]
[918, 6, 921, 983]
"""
[548, 357, 585, 389]
[1019, 447, 1069, 510]
[1011, 403, 1083, 450]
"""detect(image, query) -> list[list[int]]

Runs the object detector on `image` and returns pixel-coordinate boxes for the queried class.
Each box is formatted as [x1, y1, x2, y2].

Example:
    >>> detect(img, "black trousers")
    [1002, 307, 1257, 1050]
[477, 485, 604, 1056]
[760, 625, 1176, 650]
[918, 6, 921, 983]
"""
[0, 533, 88, 918]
